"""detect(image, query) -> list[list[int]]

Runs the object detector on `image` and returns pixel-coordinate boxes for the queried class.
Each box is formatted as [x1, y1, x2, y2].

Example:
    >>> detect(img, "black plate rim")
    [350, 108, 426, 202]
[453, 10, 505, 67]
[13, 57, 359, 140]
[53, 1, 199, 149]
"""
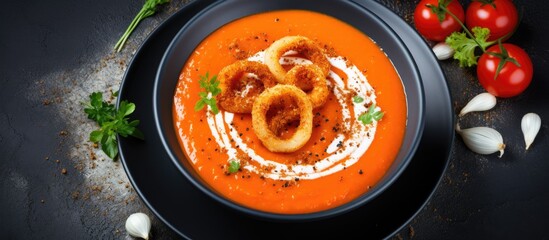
[116, 0, 210, 238]
[153, 0, 426, 221]
[117, 0, 455, 239]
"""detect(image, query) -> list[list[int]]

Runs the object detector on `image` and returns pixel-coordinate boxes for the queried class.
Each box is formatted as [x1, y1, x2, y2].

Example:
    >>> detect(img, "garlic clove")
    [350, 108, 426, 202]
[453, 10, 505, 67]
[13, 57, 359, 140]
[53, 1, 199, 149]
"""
[521, 113, 541, 150]
[432, 42, 455, 60]
[125, 212, 151, 240]
[456, 124, 505, 158]
[459, 92, 497, 117]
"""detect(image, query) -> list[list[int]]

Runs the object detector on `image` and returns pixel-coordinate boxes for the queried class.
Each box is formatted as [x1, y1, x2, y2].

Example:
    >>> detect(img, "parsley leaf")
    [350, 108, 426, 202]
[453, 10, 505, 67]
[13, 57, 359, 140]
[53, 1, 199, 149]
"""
[228, 159, 240, 173]
[84, 92, 116, 125]
[358, 103, 384, 125]
[446, 27, 494, 67]
[195, 72, 221, 114]
[353, 95, 364, 103]
[84, 92, 144, 160]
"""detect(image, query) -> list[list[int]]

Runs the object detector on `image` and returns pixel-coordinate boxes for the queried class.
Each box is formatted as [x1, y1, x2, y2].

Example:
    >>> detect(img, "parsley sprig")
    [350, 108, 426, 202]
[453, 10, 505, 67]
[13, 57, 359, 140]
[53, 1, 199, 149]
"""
[194, 72, 221, 114]
[446, 27, 494, 67]
[84, 92, 144, 159]
[429, 0, 520, 75]
[358, 103, 384, 125]
[353, 95, 365, 103]
[228, 160, 240, 174]
[427, 0, 494, 67]
[114, 0, 170, 52]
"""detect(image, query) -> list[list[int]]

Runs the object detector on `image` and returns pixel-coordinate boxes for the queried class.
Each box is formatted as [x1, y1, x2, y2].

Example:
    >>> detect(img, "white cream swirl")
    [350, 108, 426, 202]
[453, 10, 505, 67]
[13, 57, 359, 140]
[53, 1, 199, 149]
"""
[205, 52, 379, 180]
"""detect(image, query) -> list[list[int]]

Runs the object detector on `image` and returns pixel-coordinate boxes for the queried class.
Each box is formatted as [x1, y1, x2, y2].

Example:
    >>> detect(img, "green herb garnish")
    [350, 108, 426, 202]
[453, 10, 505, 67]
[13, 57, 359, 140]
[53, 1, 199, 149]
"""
[446, 27, 494, 67]
[353, 95, 364, 103]
[84, 92, 116, 125]
[84, 92, 144, 159]
[358, 103, 384, 125]
[195, 72, 221, 114]
[228, 160, 240, 173]
[114, 0, 170, 52]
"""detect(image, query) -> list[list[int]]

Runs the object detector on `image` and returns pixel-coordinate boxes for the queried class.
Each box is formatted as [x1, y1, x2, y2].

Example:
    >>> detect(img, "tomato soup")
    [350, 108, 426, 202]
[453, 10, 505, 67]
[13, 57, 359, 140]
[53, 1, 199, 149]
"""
[173, 10, 407, 214]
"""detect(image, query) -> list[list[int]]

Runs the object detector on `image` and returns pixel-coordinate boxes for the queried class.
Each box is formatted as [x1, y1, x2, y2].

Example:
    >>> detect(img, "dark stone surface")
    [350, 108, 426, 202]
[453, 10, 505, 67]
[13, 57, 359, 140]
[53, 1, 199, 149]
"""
[1, 0, 548, 239]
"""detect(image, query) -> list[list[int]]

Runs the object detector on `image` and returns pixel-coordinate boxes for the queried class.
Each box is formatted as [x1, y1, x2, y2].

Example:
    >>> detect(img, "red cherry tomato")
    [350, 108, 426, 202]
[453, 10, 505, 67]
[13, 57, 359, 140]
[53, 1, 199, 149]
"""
[414, 0, 465, 41]
[465, 0, 519, 41]
[477, 44, 533, 98]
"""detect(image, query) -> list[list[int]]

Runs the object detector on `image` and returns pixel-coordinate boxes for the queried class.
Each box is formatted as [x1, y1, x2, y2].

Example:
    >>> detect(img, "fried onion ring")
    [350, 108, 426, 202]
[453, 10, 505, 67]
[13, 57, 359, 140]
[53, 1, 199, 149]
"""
[217, 60, 277, 113]
[267, 103, 300, 136]
[282, 64, 329, 109]
[264, 36, 330, 82]
[252, 85, 313, 153]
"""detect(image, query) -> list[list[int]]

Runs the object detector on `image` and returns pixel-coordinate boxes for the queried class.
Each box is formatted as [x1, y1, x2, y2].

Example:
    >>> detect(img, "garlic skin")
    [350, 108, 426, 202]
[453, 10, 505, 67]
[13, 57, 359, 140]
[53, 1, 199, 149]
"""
[125, 212, 151, 240]
[459, 92, 497, 117]
[456, 124, 505, 157]
[521, 113, 541, 150]
[432, 42, 455, 60]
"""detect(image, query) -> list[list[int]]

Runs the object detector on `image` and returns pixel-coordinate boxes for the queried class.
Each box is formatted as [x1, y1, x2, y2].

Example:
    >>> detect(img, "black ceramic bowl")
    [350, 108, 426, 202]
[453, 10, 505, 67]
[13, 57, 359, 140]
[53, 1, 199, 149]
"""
[154, 0, 424, 222]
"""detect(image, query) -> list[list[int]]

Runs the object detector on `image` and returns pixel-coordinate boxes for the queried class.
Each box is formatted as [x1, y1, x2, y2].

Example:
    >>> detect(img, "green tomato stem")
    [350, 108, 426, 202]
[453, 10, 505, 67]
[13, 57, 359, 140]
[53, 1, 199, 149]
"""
[442, 6, 488, 52]
[475, 0, 496, 8]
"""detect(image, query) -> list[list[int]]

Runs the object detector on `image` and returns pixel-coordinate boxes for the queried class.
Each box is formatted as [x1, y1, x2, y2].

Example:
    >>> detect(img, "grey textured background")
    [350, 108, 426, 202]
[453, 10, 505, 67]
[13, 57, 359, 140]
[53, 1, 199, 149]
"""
[1, 0, 548, 239]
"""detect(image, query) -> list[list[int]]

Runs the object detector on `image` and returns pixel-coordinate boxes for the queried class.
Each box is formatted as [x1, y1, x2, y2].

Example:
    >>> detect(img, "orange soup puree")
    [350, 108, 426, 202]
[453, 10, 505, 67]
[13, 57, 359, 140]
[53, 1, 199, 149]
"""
[173, 10, 407, 214]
